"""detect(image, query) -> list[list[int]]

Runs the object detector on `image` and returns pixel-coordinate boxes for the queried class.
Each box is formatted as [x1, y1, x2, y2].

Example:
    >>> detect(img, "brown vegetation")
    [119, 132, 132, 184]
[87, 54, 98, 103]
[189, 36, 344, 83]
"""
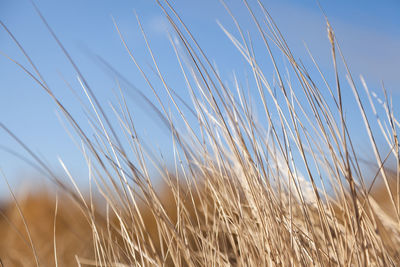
[0, 175, 399, 266]
[1, 0, 400, 266]
[0, 192, 93, 266]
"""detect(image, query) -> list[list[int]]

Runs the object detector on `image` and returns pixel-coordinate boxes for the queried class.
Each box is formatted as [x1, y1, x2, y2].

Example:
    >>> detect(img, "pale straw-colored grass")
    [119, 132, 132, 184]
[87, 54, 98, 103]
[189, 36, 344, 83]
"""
[1, 0, 399, 266]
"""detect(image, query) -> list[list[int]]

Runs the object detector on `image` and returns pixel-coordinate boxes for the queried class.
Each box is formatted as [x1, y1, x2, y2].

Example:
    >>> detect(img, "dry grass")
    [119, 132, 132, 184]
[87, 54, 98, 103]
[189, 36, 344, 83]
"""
[0, 177, 399, 266]
[1, 0, 400, 266]
[0, 192, 94, 266]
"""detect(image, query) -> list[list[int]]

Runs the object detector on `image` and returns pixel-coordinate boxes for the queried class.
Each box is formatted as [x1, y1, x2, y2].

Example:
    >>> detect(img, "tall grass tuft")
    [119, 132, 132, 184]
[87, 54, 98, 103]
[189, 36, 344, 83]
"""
[1, 0, 399, 266]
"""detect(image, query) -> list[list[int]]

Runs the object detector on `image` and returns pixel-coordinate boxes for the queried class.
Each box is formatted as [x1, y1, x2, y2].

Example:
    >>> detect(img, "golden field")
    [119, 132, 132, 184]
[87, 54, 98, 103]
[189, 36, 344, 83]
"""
[1, 1, 399, 266]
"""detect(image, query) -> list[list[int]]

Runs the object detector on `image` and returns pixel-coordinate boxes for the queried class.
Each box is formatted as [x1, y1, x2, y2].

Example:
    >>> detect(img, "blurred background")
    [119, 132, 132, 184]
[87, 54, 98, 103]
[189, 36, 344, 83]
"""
[0, 0, 399, 201]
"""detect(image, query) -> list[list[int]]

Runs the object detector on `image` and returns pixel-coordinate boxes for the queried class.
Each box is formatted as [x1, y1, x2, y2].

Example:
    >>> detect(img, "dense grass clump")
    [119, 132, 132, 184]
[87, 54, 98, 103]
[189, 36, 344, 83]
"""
[1, 1, 400, 266]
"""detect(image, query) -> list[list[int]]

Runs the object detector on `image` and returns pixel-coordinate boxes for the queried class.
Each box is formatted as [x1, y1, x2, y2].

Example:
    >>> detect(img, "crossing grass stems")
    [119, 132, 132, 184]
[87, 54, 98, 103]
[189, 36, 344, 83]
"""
[1, 0, 400, 266]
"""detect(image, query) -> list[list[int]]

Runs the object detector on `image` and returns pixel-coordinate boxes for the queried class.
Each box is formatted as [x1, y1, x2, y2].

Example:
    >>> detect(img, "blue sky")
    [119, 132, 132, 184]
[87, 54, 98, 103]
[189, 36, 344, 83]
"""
[0, 0, 399, 198]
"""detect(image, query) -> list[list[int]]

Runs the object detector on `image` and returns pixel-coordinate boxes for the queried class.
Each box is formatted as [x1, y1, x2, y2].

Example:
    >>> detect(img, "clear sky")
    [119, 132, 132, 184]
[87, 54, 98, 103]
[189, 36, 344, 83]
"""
[0, 0, 399, 198]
